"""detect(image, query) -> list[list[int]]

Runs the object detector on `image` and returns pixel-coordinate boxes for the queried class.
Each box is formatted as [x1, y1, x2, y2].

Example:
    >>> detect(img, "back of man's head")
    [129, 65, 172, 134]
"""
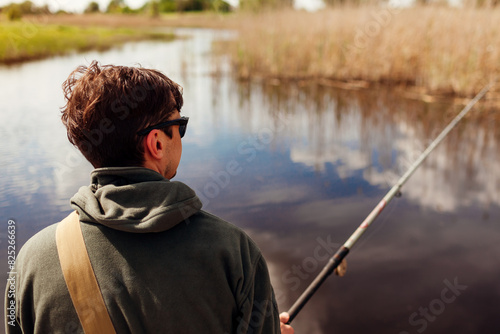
[61, 60, 183, 168]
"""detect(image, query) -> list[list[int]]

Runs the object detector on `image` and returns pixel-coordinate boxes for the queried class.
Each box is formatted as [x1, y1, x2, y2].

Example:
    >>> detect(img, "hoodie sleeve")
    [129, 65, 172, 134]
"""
[235, 254, 280, 334]
[5, 277, 22, 334]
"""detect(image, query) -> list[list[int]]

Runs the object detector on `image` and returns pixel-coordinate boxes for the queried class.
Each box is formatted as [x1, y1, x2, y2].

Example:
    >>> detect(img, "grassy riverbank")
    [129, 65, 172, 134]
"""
[227, 7, 500, 98]
[0, 17, 174, 64]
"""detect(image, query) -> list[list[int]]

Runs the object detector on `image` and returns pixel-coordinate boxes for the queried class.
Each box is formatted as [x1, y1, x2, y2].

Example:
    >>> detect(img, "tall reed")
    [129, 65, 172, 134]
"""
[228, 7, 500, 97]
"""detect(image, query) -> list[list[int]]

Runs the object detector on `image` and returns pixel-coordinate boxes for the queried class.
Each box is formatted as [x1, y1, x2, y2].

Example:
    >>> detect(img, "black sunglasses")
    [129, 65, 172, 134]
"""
[137, 116, 189, 138]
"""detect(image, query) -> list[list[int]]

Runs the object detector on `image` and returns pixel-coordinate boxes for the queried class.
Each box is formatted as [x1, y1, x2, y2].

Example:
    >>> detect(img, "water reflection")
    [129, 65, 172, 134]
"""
[214, 83, 500, 333]
[0, 29, 499, 334]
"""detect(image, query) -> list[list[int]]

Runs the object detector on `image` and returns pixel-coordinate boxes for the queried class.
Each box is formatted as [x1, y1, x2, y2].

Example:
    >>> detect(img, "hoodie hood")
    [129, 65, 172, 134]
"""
[70, 167, 202, 233]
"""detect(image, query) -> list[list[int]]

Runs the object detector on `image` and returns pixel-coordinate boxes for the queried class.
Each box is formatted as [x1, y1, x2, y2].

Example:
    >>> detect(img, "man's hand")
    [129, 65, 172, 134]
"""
[280, 312, 294, 334]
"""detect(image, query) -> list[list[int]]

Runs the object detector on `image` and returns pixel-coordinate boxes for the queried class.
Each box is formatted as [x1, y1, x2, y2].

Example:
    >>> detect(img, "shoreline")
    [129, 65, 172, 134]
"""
[231, 75, 500, 110]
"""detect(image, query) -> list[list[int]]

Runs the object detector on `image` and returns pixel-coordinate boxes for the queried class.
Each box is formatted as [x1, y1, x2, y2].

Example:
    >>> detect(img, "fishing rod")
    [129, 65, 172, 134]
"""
[286, 82, 494, 324]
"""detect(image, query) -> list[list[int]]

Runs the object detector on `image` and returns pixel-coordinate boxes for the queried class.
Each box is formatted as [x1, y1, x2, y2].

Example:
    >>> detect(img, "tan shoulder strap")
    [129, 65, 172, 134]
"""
[56, 211, 116, 334]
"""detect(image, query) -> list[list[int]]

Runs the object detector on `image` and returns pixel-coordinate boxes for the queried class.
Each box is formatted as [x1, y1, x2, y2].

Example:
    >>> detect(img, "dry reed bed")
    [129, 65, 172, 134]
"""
[229, 7, 500, 98]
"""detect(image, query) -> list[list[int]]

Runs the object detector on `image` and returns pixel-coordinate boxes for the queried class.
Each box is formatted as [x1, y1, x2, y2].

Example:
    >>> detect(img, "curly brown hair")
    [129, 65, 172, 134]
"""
[61, 61, 183, 168]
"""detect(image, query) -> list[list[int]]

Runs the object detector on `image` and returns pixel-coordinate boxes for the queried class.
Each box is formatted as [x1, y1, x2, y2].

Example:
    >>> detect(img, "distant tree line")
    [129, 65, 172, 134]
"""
[88, 0, 293, 14]
[0, 1, 51, 20]
[88, 0, 234, 14]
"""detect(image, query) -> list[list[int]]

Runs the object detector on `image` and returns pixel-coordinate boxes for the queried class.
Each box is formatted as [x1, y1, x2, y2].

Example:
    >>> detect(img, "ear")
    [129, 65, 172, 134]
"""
[144, 130, 165, 161]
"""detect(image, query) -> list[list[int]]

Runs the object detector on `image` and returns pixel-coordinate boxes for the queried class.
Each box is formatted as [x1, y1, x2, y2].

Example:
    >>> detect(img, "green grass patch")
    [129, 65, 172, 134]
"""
[0, 21, 175, 64]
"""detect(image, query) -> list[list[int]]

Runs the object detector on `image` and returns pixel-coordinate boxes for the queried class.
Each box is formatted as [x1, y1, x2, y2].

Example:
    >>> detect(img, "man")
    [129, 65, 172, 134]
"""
[6, 61, 294, 333]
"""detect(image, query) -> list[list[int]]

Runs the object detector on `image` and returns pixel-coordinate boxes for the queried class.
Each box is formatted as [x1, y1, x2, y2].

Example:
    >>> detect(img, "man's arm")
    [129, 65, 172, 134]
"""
[235, 254, 294, 333]
[5, 278, 23, 334]
[235, 254, 280, 333]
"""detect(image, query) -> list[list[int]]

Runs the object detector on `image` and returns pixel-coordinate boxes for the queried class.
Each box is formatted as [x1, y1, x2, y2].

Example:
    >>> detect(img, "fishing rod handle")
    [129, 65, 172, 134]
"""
[286, 246, 350, 324]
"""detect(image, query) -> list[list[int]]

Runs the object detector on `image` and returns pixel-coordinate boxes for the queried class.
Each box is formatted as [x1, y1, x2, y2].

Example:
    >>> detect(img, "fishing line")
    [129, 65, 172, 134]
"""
[353, 194, 400, 251]
[286, 81, 495, 324]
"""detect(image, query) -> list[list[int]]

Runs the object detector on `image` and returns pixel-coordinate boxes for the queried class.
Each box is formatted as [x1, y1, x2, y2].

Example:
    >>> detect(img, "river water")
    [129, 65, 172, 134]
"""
[1, 28, 499, 333]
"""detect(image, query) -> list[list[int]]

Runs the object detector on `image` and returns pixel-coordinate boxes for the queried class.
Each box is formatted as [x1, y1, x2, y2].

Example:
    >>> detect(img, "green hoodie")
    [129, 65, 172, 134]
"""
[6, 167, 280, 333]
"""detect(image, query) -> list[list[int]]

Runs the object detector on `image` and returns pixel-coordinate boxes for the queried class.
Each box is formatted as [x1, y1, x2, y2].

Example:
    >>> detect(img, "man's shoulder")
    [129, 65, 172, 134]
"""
[16, 220, 59, 268]
[193, 210, 244, 230]
[187, 210, 263, 257]
[191, 210, 254, 240]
